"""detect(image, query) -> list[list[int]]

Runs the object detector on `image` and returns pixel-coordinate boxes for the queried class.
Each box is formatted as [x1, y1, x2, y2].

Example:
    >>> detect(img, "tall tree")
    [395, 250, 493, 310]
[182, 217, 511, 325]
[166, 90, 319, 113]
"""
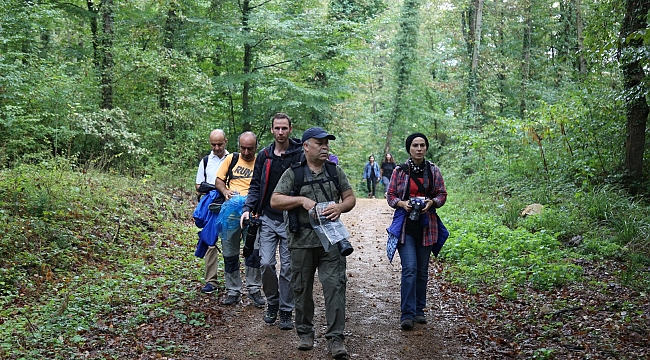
[619, 0, 650, 184]
[462, 0, 484, 118]
[159, 1, 180, 111]
[100, 0, 114, 110]
[575, 0, 586, 78]
[520, 0, 532, 119]
[383, 0, 421, 156]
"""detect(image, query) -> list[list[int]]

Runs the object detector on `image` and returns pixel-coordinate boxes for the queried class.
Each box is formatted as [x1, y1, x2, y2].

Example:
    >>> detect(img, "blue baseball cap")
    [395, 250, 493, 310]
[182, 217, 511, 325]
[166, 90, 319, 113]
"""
[301, 127, 336, 142]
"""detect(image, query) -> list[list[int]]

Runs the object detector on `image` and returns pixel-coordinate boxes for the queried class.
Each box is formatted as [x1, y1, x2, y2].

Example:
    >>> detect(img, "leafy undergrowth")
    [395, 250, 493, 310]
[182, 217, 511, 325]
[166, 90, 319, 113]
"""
[1, 162, 649, 359]
[0, 161, 205, 359]
[437, 180, 650, 359]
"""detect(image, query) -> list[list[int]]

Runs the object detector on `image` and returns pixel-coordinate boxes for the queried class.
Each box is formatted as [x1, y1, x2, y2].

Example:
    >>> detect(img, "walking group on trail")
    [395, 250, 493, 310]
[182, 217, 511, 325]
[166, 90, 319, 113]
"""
[192, 113, 447, 359]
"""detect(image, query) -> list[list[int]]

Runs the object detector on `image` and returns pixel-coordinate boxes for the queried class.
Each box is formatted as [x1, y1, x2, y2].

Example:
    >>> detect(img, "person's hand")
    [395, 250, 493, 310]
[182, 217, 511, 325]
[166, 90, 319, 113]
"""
[322, 203, 343, 221]
[301, 197, 317, 211]
[240, 211, 250, 229]
[225, 189, 237, 200]
[398, 200, 412, 212]
[422, 199, 436, 213]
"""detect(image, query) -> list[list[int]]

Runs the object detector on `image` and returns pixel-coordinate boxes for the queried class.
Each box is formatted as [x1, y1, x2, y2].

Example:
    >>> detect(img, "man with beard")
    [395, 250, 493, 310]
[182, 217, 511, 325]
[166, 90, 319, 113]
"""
[215, 131, 265, 307]
[271, 127, 356, 359]
[240, 113, 303, 330]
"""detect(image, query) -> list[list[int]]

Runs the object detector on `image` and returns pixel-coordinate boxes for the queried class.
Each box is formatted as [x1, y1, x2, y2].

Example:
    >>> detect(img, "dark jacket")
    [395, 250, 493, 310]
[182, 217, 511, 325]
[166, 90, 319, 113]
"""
[242, 138, 303, 215]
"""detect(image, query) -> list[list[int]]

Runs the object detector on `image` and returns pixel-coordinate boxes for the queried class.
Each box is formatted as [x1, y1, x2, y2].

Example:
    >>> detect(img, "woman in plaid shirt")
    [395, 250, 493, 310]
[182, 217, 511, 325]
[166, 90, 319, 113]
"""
[386, 133, 447, 331]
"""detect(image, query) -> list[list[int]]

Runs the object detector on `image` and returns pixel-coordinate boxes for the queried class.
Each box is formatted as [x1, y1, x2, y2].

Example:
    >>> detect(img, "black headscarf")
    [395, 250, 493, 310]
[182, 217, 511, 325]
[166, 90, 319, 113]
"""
[405, 133, 429, 153]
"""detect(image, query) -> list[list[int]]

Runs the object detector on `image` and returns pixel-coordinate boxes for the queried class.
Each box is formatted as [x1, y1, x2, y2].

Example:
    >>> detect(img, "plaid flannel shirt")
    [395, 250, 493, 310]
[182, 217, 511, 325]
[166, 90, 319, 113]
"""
[386, 161, 447, 246]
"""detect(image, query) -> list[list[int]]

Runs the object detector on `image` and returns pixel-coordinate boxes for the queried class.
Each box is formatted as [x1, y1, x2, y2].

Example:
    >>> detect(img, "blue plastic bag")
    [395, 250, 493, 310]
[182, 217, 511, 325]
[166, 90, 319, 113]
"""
[215, 195, 247, 240]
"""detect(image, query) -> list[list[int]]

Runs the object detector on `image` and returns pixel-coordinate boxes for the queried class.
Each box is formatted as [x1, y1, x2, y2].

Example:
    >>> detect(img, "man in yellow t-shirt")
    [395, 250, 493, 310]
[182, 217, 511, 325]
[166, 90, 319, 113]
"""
[215, 131, 265, 307]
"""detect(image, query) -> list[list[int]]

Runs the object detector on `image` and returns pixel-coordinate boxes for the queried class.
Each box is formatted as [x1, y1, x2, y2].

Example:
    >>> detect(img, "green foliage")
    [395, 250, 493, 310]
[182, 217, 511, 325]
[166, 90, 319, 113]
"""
[0, 161, 203, 358]
[444, 212, 584, 291]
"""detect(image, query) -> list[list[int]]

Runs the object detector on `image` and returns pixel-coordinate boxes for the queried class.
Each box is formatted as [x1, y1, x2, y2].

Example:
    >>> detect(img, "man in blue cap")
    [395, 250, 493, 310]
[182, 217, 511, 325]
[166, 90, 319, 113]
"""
[271, 127, 356, 359]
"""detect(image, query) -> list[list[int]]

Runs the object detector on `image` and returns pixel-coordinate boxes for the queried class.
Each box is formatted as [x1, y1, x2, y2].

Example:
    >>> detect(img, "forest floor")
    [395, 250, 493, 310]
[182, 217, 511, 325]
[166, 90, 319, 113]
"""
[135, 198, 649, 360]
[173, 198, 470, 359]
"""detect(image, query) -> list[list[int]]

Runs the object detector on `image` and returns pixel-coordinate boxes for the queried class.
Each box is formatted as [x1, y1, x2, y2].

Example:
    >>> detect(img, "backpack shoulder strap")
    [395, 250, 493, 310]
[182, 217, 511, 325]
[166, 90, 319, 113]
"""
[290, 161, 340, 200]
[323, 161, 340, 192]
[290, 161, 306, 194]
[202, 155, 209, 180]
[224, 152, 240, 187]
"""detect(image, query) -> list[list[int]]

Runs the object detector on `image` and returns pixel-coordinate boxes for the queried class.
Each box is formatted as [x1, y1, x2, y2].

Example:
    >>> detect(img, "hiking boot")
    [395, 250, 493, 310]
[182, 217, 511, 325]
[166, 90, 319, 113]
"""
[327, 338, 348, 359]
[279, 310, 293, 330]
[297, 335, 314, 351]
[247, 291, 266, 308]
[222, 294, 240, 305]
[264, 305, 278, 324]
[415, 315, 427, 324]
[400, 318, 414, 330]
[200, 283, 216, 294]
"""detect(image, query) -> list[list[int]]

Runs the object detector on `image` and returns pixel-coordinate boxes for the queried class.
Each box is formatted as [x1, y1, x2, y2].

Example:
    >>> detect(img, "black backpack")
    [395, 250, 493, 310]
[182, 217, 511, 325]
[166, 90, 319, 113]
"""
[290, 160, 341, 199]
[287, 160, 340, 234]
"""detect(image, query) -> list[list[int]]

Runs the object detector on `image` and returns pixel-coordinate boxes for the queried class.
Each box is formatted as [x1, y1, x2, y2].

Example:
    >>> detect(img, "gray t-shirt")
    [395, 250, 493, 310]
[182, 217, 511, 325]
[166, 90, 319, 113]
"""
[274, 164, 352, 249]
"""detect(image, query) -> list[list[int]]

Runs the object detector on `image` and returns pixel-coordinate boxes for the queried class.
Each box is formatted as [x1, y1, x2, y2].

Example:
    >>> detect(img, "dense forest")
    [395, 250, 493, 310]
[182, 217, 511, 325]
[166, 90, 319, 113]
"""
[1, 0, 648, 186]
[1, 0, 649, 358]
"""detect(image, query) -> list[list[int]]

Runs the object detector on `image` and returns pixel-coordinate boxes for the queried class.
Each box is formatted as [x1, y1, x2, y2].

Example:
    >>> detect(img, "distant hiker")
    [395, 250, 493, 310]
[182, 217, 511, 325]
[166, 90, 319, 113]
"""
[328, 153, 339, 164]
[240, 113, 303, 330]
[215, 131, 265, 307]
[380, 153, 396, 198]
[271, 127, 356, 358]
[385, 133, 447, 331]
[195, 129, 229, 295]
[362, 154, 380, 198]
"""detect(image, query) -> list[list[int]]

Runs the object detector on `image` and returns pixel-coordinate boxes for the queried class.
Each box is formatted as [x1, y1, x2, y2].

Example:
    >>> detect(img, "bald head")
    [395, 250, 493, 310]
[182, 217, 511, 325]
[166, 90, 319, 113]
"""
[238, 131, 258, 161]
[209, 129, 227, 157]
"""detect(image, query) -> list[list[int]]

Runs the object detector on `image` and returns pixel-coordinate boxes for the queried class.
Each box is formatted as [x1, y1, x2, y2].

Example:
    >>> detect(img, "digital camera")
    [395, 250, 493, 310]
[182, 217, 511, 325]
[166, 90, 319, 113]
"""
[337, 238, 354, 256]
[408, 197, 426, 221]
[242, 214, 261, 258]
[243, 216, 262, 228]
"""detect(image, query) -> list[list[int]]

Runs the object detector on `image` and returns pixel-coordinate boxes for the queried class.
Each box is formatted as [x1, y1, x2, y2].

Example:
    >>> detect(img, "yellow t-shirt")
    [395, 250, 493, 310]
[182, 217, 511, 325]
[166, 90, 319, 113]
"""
[215, 153, 256, 196]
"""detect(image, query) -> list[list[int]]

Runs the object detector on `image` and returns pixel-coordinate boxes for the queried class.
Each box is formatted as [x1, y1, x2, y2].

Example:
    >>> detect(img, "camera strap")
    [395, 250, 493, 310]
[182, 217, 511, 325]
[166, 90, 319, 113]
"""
[401, 163, 429, 199]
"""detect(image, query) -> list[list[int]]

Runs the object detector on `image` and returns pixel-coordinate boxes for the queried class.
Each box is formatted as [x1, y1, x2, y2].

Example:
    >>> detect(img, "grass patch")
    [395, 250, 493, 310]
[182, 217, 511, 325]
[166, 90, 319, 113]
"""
[0, 159, 207, 359]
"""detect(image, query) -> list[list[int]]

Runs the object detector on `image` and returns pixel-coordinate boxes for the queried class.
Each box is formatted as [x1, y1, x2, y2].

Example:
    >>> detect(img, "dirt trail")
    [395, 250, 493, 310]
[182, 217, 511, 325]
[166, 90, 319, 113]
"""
[202, 198, 467, 359]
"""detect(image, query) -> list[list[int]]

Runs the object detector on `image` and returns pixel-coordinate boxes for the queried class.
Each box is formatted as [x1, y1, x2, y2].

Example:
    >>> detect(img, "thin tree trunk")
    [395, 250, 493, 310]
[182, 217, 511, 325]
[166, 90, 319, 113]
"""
[241, 0, 253, 131]
[620, 0, 650, 184]
[520, 1, 531, 119]
[383, 0, 420, 156]
[100, 0, 114, 110]
[87, 0, 100, 71]
[575, 0, 586, 78]
[468, 0, 483, 117]
[159, 3, 179, 112]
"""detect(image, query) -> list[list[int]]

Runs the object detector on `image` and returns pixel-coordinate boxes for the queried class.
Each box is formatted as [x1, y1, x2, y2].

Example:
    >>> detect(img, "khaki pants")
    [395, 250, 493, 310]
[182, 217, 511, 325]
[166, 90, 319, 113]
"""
[290, 246, 347, 340]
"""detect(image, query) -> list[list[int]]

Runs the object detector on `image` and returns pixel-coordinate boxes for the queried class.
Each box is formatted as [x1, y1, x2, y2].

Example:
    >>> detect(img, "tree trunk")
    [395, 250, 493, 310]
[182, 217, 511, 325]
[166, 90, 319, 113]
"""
[620, 0, 650, 184]
[520, 1, 531, 119]
[87, 0, 100, 71]
[100, 0, 114, 110]
[159, 3, 179, 112]
[575, 0, 586, 78]
[383, 0, 420, 156]
[241, 0, 253, 132]
[467, 0, 483, 117]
